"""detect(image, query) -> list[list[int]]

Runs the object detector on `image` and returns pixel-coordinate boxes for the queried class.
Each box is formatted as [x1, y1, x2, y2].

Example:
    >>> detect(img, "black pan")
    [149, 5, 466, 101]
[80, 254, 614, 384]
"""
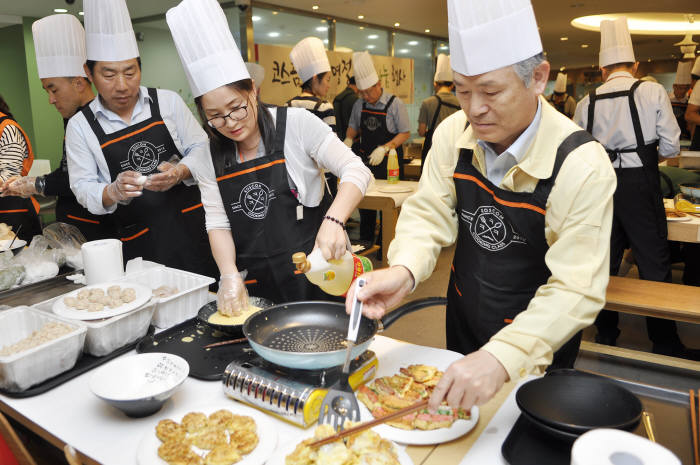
[197, 296, 274, 335]
[242, 297, 447, 369]
[516, 369, 642, 435]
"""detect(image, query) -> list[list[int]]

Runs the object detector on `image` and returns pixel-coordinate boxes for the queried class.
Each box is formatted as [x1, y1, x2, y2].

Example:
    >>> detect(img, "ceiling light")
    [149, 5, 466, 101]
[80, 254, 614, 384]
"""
[581, 44, 589, 48]
[321, 19, 327, 23]
[252, 15, 261, 21]
[359, 26, 365, 30]
[398, 49, 409, 54]
[394, 22, 400, 27]
[425, 28, 431, 33]
[560, 37, 568, 41]
[316, 26, 328, 32]
[368, 34, 378, 39]
[78, 11, 84, 15]
[323, 39, 328, 44]
[358, 15, 365, 19]
[439, 45, 448, 50]
[648, 58, 652, 62]
[560, 66, 566, 71]
[367, 45, 376, 49]
[408, 41, 418, 46]
[54, 8, 67, 13]
[312, 5, 319, 10]
[272, 11, 278, 15]
[572, 13, 700, 35]
[268, 32, 280, 37]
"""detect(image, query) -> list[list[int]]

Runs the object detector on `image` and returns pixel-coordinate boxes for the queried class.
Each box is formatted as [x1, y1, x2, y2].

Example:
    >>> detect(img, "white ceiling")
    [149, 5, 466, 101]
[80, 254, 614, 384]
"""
[0, 0, 698, 68]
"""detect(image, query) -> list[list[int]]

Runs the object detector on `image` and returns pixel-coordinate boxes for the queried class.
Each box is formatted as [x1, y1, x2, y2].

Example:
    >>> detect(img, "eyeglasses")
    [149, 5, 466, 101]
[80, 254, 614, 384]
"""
[207, 105, 248, 128]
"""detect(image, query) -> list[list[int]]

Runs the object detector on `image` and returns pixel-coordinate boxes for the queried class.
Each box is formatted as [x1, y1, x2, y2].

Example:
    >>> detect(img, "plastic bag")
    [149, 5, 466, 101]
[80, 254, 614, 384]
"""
[13, 235, 59, 284]
[43, 223, 86, 269]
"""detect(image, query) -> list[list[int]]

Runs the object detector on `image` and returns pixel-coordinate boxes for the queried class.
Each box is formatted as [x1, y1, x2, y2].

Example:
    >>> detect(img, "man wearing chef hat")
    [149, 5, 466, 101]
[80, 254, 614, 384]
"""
[418, 53, 460, 163]
[573, 18, 691, 358]
[345, 51, 411, 243]
[687, 57, 700, 150]
[347, 0, 616, 411]
[1, 14, 115, 241]
[671, 61, 693, 140]
[547, 72, 577, 118]
[65, 0, 215, 277]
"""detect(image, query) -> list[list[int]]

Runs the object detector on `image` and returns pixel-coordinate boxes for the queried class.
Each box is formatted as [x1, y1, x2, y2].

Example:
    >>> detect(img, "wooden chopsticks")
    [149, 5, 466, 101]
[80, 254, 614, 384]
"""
[203, 337, 247, 349]
[308, 399, 429, 448]
[691, 389, 699, 465]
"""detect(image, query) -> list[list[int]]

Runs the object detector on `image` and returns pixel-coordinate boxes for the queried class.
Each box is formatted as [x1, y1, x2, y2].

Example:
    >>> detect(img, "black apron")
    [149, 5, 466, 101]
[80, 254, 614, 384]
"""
[586, 80, 675, 346]
[446, 130, 594, 370]
[358, 95, 404, 179]
[215, 106, 331, 303]
[670, 100, 690, 140]
[421, 95, 460, 163]
[0, 113, 42, 242]
[691, 112, 700, 151]
[81, 88, 215, 277]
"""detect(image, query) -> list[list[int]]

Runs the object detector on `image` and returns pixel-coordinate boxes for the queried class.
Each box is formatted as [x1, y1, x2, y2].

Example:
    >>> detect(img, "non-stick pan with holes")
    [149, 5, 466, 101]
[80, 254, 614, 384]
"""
[242, 297, 447, 369]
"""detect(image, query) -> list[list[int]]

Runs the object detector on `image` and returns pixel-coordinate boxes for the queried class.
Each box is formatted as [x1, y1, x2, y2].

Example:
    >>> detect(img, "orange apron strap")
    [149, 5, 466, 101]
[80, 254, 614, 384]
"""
[181, 203, 203, 213]
[120, 228, 149, 241]
[30, 197, 40, 214]
[66, 214, 100, 225]
[244, 279, 258, 285]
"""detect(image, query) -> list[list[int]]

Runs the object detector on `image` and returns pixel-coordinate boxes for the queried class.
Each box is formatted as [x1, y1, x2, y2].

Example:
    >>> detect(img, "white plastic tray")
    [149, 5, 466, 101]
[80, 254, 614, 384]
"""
[0, 306, 86, 392]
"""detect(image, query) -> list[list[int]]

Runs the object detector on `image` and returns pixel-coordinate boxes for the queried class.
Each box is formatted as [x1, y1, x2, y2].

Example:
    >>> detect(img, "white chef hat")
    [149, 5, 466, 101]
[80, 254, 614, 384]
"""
[245, 62, 265, 90]
[693, 57, 700, 78]
[434, 54, 453, 82]
[84, 0, 139, 62]
[353, 51, 379, 90]
[448, 0, 542, 77]
[675, 34, 698, 60]
[674, 61, 693, 86]
[553, 72, 567, 93]
[599, 17, 635, 68]
[32, 14, 87, 79]
[290, 37, 330, 84]
[167, 0, 249, 98]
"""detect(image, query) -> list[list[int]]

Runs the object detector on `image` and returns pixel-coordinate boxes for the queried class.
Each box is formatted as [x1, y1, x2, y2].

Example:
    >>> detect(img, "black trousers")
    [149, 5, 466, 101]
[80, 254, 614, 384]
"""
[595, 168, 679, 349]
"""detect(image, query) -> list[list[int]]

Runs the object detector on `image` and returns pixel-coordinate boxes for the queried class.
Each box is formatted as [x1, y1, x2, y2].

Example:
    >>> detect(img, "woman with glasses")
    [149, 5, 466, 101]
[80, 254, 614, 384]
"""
[167, 0, 371, 313]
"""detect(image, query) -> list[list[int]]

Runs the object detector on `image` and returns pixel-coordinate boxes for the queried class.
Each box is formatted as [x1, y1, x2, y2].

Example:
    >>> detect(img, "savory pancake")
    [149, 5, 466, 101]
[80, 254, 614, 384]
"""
[182, 412, 209, 433]
[190, 427, 228, 450]
[227, 415, 256, 434]
[156, 419, 187, 443]
[230, 429, 258, 454]
[204, 443, 241, 465]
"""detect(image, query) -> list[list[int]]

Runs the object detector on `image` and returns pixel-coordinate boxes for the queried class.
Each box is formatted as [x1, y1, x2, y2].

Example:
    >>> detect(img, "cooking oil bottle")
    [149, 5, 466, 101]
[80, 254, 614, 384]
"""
[387, 148, 399, 184]
[292, 249, 372, 296]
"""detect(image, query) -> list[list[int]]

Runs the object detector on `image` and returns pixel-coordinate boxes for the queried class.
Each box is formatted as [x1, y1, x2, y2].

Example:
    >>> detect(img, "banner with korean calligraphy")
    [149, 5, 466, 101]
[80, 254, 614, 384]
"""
[254, 43, 414, 106]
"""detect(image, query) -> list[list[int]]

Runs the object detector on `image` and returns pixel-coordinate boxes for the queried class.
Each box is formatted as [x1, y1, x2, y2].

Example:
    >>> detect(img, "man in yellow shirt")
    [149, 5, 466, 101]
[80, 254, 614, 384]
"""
[346, 0, 616, 411]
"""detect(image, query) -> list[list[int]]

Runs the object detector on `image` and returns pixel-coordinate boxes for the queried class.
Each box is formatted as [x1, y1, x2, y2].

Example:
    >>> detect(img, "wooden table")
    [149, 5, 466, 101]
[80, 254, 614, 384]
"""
[665, 199, 700, 243]
[358, 180, 419, 265]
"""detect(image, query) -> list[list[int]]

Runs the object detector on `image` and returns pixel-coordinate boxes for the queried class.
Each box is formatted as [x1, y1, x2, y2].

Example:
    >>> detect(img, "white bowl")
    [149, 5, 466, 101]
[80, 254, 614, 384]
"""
[89, 353, 189, 417]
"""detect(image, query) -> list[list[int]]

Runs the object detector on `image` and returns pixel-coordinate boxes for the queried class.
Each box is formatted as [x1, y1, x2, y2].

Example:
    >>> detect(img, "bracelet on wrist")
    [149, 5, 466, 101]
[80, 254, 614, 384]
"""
[323, 215, 346, 229]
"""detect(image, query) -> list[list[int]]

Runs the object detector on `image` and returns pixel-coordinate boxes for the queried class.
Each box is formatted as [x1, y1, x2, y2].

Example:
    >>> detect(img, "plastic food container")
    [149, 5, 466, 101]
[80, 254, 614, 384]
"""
[0, 306, 86, 392]
[33, 298, 155, 357]
[120, 267, 214, 328]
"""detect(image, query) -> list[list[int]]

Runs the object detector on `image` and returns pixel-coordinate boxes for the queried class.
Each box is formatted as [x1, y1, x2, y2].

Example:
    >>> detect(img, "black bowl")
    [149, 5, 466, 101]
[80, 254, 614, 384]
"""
[197, 297, 274, 335]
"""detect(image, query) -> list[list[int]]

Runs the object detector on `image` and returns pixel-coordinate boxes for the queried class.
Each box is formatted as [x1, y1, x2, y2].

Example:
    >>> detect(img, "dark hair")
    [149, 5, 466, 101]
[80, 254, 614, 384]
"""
[0, 94, 13, 120]
[348, 76, 356, 86]
[436, 81, 453, 87]
[85, 56, 142, 74]
[693, 74, 700, 81]
[195, 79, 275, 177]
[301, 71, 328, 92]
[602, 62, 635, 73]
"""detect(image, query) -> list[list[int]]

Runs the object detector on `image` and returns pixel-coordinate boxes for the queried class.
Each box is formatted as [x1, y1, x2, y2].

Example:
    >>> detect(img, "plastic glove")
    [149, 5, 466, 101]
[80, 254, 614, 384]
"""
[144, 158, 188, 192]
[0, 176, 37, 197]
[343, 137, 353, 148]
[368, 146, 387, 166]
[217, 272, 249, 317]
[104, 171, 144, 204]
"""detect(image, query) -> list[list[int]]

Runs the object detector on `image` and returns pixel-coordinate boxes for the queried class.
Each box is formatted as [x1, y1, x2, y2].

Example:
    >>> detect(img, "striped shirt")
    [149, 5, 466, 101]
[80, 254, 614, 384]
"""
[0, 123, 29, 183]
[287, 95, 337, 133]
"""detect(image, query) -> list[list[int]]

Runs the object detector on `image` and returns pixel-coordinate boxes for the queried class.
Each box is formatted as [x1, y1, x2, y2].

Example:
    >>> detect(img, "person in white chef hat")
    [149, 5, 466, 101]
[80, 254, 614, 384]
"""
[345, 50, 410, 244]
[345, 0, 616, 412]
[547, 72, 576, 118]
[687, 57, 700, 150]
[166, 0, 370, 313]
[572, 18, 696, 359]
[670, 61, 693, 140]
[418, 53, 461, 162]
[288, 36, 339, 196]
[64, 0, 216, 278]
[1, 14, 115, 241]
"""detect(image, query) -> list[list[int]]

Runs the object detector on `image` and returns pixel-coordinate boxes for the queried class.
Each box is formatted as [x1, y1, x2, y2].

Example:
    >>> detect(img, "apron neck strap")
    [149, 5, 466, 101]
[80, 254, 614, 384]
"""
[272, 105, 288, 159]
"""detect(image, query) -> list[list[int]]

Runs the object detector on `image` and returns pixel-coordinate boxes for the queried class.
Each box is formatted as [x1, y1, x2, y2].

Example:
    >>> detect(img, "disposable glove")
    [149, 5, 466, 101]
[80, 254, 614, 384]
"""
[144, 159, 188, 192]
[343, 137, 353, 148]
[217, 272, 249, 316]
[104, 171, 144, 204]
[0, 176, 37, 197]
[368, 146, 387, 166]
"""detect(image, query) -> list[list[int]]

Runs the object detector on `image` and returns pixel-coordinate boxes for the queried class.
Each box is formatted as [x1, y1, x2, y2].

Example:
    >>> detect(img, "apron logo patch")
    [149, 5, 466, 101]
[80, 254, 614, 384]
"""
[460, 205, 527, 252]
[122, 141, 165, 173]
[231, 181, 276, 220]
[363, 115, 380, 132]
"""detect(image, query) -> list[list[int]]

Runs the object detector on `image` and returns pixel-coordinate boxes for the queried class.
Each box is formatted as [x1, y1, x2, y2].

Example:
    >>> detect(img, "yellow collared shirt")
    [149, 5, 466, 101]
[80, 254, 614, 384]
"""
[388, 96, 617, 380]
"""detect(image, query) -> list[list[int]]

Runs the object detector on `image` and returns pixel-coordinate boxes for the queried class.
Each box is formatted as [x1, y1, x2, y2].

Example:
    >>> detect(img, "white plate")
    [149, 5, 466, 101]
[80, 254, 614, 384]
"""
[136, 403, 278, 465]
[52, 282, 151, 321]
[0, 239, 26, 251]
[666, 214, 691, 222]
[266, 426, 412, 465]
[377, 185, 414, 194]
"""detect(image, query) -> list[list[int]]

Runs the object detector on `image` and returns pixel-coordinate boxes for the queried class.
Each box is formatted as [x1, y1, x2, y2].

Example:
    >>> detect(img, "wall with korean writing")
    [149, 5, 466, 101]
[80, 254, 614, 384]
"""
[254, 43, 414, 106]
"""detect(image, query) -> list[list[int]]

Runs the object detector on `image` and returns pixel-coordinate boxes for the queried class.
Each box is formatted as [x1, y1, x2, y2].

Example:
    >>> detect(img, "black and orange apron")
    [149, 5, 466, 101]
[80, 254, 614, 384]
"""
[421, 95, 460, 162]
[358, 95, 404, 179]
[0, 112, 42, 242]
[81, 88, 215, 277]
[215, 106, 331, 303]
[447, 130, 594, 369]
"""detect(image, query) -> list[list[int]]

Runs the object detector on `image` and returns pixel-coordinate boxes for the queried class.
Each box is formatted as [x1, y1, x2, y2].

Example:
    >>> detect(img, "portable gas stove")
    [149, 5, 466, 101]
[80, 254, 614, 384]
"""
[222, 351, 377, 427]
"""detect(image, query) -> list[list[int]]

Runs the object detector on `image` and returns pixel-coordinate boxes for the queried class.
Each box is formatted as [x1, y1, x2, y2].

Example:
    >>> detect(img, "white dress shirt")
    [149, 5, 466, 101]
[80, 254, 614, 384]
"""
[65, 86, 208, 215]
[573, 71, 680, 168]
[186, 106, 372, 231]
[479, 100, 542, 186]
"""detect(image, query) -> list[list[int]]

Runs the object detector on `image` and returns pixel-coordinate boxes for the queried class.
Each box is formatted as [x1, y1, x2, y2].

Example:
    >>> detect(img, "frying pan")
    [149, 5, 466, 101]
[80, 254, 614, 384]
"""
[242, 297, 447, 369]
[197, 297, 274, 335]
[516, 369, 642, 435]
